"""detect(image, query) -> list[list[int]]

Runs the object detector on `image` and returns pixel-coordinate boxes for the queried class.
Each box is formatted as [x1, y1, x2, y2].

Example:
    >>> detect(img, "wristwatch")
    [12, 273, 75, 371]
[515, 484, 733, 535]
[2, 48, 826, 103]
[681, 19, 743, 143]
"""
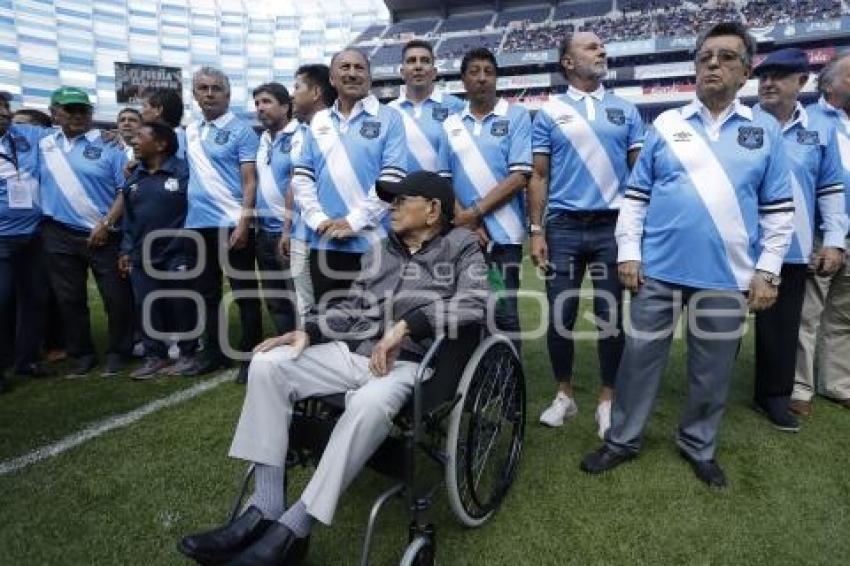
[528, 223, 543, 236]
[757, 269, 782, 286]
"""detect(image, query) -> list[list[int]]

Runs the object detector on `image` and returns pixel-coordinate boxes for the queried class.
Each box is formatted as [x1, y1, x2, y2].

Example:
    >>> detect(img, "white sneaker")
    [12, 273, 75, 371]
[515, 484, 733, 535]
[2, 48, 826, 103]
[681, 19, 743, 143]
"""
[596, 400, 612, 440]
[539, 392, 578, 427]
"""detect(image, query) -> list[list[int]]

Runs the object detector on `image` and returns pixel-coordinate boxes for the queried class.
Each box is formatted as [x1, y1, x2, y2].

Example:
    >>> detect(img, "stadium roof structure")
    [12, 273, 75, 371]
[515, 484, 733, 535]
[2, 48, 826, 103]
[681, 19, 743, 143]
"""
[385, 0, 543, 21]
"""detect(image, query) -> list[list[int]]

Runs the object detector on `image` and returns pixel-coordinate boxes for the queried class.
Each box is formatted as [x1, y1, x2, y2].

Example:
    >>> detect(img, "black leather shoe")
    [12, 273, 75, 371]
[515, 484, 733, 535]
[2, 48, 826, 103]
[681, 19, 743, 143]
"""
[679, 449, 727, 489]
[16, 362, 54, 378]
[227, 522, 308, 566]
[178, 506, 272, 565]
[235, 362, 249, 385]
[580, 445, 634, 474]
[0, 374, 10, 394]
[754, 396, 800, 433]
[66, 355, 97, 378]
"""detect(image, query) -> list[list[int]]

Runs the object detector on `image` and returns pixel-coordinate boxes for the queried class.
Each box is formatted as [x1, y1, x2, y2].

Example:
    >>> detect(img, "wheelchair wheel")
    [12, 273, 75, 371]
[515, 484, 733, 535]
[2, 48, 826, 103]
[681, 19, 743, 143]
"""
[399, 535, 435, 566]
[445, 334, 525, 527]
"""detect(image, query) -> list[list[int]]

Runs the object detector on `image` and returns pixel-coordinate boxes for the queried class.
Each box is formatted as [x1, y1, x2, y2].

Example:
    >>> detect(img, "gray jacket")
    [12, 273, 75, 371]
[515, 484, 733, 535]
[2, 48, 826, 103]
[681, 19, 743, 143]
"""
[303, 227, 489, 361]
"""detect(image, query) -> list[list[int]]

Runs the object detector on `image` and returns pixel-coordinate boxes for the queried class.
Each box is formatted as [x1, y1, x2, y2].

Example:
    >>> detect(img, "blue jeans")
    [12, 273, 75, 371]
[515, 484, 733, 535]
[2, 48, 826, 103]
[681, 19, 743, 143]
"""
[545, 212, 624, 386]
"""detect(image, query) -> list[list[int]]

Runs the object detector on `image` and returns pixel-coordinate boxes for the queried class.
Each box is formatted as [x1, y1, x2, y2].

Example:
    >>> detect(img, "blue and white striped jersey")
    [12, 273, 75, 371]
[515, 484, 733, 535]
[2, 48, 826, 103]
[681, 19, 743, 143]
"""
[0, 124, 49, 236]
[256, 120, 300, 234]
[291, 94, 406, 253]
[288, 123, 308, 242]
[617, 99, 793, 291]
[754, 103, 847, 263]
[809, 97, 850, 233]
[184, 111, 260, 229]
[389, 88, 465, 173]
[438, 98, 532, 245]
[39, 129, 128, 232]
[532, 86, 644, 212]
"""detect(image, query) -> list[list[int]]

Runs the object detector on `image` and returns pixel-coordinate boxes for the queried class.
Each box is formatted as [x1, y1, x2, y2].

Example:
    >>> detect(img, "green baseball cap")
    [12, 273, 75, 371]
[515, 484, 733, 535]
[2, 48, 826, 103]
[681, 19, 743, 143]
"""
[50, 86, 92, 107]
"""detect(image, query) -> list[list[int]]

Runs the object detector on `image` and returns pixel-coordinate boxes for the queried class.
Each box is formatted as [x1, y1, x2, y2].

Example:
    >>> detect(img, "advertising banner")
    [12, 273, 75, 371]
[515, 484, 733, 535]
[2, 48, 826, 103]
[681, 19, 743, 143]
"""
[114, 62, 181, 104]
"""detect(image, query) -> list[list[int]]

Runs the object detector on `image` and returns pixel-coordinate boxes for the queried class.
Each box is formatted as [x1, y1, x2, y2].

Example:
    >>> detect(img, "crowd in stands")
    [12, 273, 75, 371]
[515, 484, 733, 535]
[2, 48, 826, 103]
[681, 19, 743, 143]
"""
[358, 0, 848, 55]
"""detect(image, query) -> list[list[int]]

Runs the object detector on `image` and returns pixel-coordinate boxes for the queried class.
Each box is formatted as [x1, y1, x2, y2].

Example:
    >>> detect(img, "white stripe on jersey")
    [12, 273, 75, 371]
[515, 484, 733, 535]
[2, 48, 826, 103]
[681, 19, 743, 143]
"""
[185, 122, 242, 223]
[257, 136, 286, 220]
[443, 114, 524, 242]
[836, 129, 850, 170]
[310, 111, 382, 230]
[389, 101, 439, 171]
[655, 111, 753, 289]
[39, 136, 101, 228]
[789, 172, 813, 260]
[545, 97, 621, 207]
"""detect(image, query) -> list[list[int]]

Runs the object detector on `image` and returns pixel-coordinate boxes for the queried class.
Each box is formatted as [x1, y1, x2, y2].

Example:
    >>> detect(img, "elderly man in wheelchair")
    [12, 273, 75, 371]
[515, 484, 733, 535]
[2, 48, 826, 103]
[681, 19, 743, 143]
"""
[179, 171, 525, 565]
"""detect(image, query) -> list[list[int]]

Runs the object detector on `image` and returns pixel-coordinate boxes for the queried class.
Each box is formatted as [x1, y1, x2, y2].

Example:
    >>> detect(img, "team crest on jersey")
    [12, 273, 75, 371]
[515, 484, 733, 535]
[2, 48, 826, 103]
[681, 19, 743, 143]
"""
[12, 136, 30, 153]
[606, 108, 626, 126]
[797, 130, 819, 145]
[432, 106, 449, 122]
[164, 178, 180, 192]
[491, 120, 510, 137]
[360, 121, 381, 139]
[280, 137, 292, 153]
[83, 146, 102, 160]
[214, 130, 231, 145]
[737, 126, 764, 150]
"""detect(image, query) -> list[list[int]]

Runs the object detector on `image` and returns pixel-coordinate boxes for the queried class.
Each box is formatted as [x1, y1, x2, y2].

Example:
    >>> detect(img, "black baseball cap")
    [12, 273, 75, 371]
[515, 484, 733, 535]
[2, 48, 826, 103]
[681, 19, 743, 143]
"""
[376, 171, 455, 223]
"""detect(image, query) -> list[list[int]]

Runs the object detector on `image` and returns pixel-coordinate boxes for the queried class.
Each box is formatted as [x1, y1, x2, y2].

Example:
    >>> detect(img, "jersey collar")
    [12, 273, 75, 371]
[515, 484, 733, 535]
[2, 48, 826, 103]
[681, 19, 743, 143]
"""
[55, 128, 101, 144]
[395, 85, 444, 106]
[681, 98, 752, 123]
[262, 119, 300, 144]
[199, 111, 234, 129]
[818, 96, 850, 121]
[332, 94, 380, 121]
[566, 84, 605, 101]
[461, 97, 509, 120]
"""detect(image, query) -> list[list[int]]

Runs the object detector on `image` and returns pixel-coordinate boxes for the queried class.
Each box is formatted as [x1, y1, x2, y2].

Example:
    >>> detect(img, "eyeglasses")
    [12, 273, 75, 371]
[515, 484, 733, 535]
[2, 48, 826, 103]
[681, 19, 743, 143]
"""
[696, 49, 745, 66]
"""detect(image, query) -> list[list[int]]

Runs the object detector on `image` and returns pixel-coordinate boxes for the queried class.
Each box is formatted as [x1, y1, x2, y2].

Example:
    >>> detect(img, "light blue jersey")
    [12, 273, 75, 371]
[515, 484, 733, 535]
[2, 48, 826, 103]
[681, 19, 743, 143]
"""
[288, 123, 308, 241]
[291, 94, 407, 253]
[438, 98, 532, 244]
[754, 103, 847, 263]
[808, 98, 850, 231]
[184, 111, 260, 229]
[256, 120, 299, 234]
[389, 88, 465, 173]
[175, 127, 186, 160]
[39, 129, 128, 232]
[0, 124, 49, 236]
[532, 86, 644, 212]
[618, 100, 793, 291]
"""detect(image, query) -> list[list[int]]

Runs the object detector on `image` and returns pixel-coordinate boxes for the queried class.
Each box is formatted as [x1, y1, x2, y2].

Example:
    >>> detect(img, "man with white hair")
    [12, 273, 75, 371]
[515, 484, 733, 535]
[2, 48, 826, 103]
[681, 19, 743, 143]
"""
[182, 67, 261, 380]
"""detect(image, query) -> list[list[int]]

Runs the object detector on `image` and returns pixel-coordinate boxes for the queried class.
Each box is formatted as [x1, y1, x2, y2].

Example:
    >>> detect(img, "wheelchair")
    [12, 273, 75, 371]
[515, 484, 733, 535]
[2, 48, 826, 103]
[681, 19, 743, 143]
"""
[228, 325, 526, 565]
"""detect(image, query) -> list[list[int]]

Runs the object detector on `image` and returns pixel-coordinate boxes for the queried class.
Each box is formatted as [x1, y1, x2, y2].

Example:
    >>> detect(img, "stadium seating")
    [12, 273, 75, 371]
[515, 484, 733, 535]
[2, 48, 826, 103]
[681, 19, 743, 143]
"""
[502, 23, 575, 53]
[384, 18, 440, 40]
[371, 43, 406, 66]
[438, 33, 503, 60]
[553, 0, 613, 21]
[438, 13, 495, 33]
[494, 6, 552, 27]
[354, 24, 386, 43]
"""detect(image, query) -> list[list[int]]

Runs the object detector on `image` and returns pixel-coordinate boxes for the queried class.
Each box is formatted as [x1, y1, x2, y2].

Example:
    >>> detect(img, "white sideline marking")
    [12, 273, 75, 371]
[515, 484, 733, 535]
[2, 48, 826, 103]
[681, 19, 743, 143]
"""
[0, 372, 233, 476]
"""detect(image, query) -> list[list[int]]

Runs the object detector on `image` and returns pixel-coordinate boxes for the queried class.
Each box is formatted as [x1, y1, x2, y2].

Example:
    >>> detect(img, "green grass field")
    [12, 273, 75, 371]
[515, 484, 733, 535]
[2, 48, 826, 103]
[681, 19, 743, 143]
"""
[1, 267, 848, 565]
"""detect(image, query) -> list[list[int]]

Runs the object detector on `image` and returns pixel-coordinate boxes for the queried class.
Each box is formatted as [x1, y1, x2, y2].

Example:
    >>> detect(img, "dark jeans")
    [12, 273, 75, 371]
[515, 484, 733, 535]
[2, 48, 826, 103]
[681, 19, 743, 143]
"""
[190, 227, 262, 361]
[129, 256, 197, 360]
[0, 233, 47, 370]
[486, 243, 523, 355]
[754, 263, 808, 400]
[256, 230, 296, 335]
[545, 212, 624, 386]
[42, 220, 133, 359]
[309, 248, 362, 310]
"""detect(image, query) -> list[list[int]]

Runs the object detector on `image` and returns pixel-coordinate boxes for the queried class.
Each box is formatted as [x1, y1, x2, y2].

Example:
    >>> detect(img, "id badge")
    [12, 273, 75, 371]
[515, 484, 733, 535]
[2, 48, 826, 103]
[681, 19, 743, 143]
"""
[7, 175, 36, 209]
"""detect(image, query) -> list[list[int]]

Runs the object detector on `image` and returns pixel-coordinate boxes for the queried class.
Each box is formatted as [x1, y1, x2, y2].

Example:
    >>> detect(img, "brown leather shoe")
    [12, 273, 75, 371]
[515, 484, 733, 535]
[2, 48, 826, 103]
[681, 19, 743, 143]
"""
[789, 399, 812, 416]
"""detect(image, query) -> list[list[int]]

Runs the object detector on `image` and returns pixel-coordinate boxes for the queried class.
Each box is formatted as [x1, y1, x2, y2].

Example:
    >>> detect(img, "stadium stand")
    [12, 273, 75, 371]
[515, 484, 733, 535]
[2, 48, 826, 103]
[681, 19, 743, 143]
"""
[553, 0, 612, 20]
[384, 18, 440, 39]
[502, 22, 576, 53]
[438, 33, 504, 60]
[741, 0, 842, 26]
[581, 14, 653, 42]
[371, 42, 408, 66]
[438, 12, 495, 33]
[354, 23, 386, 43]
[495, 6, 552, 27]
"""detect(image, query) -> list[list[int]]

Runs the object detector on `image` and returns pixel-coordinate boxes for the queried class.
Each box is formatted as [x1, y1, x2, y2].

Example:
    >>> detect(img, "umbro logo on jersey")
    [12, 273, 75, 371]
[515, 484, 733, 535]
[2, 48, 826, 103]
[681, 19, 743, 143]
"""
[672, 131, 692, 142]
[555, 115, 573, 125]
[606, 108, 625, 125]
[738, 126, 764, 149]
[797, 130, 819, 145]
[450, 128, 463, 137]
[491, 120, 510, 137]
[432, 107, 449, 122]
[83, 146, 102, 160]
[315, 126, 331, 136]
[360, 121, 381, 139]
[214, 130, 231, 145]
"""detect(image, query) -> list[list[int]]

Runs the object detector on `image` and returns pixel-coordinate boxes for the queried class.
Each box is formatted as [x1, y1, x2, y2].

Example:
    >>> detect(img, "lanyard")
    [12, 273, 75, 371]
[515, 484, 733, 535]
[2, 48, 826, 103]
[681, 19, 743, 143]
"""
[0, 135, 19, 173]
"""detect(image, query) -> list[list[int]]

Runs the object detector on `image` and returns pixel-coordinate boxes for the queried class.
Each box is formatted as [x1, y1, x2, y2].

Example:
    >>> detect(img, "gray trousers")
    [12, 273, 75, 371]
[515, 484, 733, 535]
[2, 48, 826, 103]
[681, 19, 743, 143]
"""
[229, 341, 417, 525]
[605, 278, 747, 461]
